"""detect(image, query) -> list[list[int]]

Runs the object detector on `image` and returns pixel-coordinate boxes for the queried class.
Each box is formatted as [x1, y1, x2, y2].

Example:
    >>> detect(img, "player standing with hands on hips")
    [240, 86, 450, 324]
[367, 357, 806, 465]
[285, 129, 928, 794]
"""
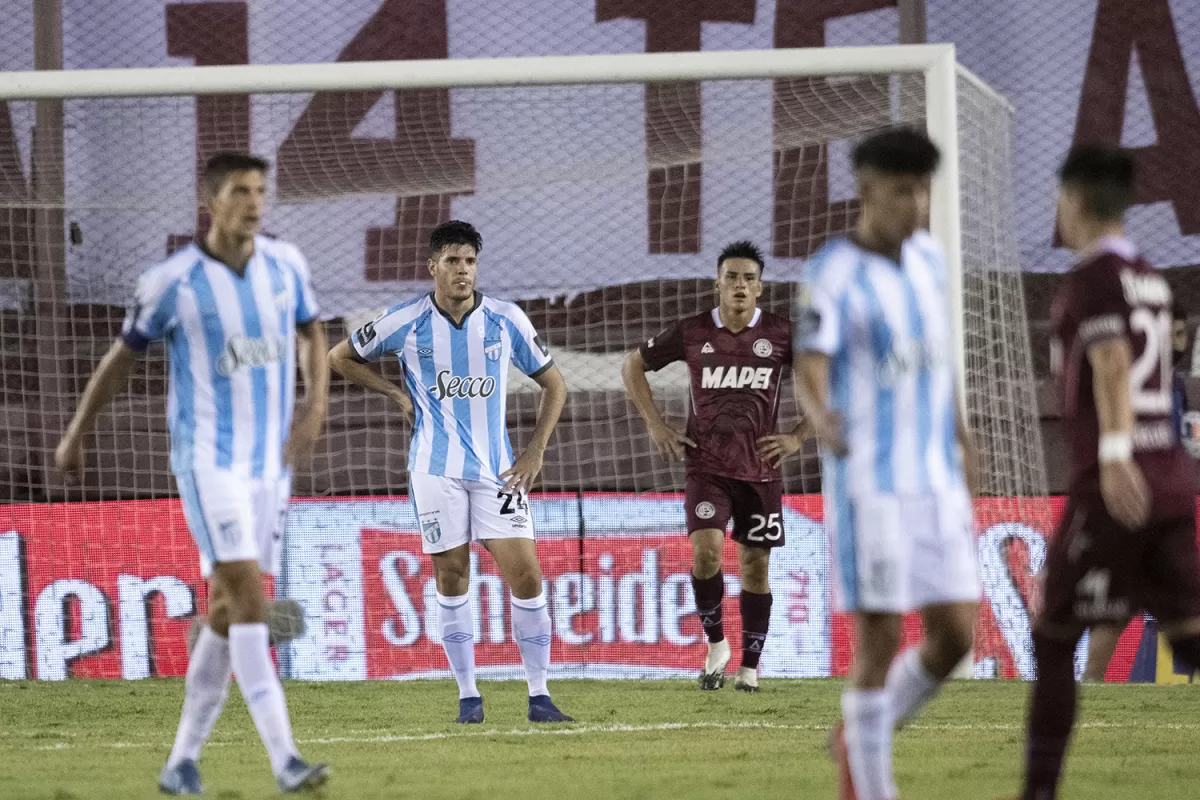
[329, 220, 574, 725]
[56, 153, 330, 795]
[623, 241, 805, 692]
[794, 128, 982, 800]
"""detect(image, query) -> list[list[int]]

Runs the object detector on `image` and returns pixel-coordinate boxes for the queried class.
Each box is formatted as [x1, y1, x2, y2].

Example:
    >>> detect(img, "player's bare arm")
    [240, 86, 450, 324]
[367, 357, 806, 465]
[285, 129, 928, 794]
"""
[55, 339, 140, 484]
[621, 348, 696, 461]
[329, 338, 415, 424]
[1088, 336, 1151, 529]
[792, 351, 846, 456]
[954, 392, 982, 497]
[285, 319, 330, 467]
[500, 363, 566, 495]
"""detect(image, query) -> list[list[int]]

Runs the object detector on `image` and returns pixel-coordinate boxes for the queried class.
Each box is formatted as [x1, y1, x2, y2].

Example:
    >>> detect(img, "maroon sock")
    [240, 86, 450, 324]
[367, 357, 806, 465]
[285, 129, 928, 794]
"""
[739, 590, 772, 669]
[1022, 631, 1079, 800]
[691, 571, 725, 644]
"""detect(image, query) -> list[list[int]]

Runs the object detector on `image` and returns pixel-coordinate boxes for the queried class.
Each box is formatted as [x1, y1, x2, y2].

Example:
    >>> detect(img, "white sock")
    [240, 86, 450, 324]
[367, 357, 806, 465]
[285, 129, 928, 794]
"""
[167, 626, 231, 767]
[887, 647, 942, 729]
[511, 592, 552, 697]
[842, 688, 897, 800]
[437, 592, 479, 700]
[228, 623, 299, 775]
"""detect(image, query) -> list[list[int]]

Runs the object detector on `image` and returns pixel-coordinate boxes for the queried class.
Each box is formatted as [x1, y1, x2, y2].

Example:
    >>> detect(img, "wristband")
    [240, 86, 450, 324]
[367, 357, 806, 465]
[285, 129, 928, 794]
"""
[1099, 433, 1133, 464]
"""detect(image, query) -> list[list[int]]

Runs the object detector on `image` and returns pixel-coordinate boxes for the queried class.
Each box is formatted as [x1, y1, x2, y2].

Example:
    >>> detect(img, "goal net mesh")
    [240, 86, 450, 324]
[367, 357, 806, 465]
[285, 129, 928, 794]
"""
[0, 65, 1046, 681]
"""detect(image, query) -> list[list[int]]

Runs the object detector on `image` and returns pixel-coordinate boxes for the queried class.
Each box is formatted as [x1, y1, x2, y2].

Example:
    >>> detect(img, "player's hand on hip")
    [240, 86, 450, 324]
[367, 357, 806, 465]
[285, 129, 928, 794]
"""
[1100, 459, 1151, 530]
[648, 421, 696, 462]
[284, 415, 322, 468]
[54, 432, 85, 485]
[500, 446, 544, 495]
[813, 410, 847, 458]
[757, 432, 801, 468]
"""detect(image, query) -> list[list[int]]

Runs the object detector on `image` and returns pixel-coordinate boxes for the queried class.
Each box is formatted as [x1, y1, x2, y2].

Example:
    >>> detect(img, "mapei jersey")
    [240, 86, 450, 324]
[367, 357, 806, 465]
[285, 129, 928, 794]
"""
[640, 308, 793, 482]
[796, 232, 965, 499]
[349, 292, 553, 483]
[121, 236, 320, 479]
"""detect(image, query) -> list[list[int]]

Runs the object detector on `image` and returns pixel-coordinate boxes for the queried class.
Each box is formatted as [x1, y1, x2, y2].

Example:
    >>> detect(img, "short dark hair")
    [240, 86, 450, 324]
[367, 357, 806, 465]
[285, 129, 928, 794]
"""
[852, 127, 941, 176]
[201, 152, 270, 196]
[1057, 145, 1135, 221]
[717, 240, 765, 276]
[429, 220, 482, 256]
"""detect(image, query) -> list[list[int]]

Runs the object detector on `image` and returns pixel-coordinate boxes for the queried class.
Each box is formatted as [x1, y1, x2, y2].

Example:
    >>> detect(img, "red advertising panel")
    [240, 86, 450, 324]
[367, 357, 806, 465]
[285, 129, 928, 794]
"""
[0, 494, 1173, 682]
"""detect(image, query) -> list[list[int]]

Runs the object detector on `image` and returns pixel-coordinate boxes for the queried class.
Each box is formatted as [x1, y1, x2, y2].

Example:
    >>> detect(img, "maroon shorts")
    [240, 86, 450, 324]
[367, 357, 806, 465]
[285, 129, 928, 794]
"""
[684, 473, 784, 548]
[1041, 493, 1200, 629]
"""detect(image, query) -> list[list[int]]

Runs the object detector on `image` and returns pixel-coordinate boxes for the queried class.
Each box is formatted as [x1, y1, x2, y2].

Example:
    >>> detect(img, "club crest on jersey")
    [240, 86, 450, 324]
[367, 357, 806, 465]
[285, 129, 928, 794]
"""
[695, 502, 716, 520]
[432, 369, 497, 400]
[701, 365, 773, 390]
[701, 342, 715, 354]
[484, 339, 503, 362]
[420, 515, 441, 545]
[753, 338, 772, 358]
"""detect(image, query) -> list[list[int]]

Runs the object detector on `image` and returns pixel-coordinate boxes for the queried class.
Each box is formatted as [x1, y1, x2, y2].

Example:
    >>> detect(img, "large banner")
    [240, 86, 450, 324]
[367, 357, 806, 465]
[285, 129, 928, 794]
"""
[2, 492, 1180, 683]
[1, 1, 1198, 312]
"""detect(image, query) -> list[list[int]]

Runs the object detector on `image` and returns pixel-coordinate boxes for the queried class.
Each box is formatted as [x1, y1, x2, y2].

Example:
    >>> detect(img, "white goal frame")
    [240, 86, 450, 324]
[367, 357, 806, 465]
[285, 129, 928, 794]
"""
[0, 44, 1009, 394]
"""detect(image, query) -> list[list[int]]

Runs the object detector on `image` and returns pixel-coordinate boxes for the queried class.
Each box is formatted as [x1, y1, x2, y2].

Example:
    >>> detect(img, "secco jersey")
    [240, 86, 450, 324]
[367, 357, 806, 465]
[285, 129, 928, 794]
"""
[640, 308, 793, 482]
[796, 232, 966, 501]
[349, 292, 554, 483]
[121, 236, 321, 479]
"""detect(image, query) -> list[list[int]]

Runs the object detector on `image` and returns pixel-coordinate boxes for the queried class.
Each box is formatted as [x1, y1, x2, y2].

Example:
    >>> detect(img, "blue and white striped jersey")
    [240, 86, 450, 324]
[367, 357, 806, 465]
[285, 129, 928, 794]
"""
[794, 232, 965, 501]
[121, 236, 320, 479]
[349, 293, 554, 483]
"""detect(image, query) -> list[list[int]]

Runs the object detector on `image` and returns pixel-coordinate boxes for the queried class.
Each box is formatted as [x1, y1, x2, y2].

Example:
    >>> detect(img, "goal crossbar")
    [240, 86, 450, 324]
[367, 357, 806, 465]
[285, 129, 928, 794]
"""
[0, 45, 963, 98]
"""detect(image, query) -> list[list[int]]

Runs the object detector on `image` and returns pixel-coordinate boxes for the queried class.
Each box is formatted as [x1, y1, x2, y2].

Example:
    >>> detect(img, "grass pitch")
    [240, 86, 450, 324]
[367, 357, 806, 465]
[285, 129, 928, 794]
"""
[1, 678, 1198, 799]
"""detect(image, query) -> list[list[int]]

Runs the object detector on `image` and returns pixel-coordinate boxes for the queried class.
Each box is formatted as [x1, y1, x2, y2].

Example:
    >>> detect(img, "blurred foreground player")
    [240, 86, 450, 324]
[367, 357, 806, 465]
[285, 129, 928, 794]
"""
[1019, 146, 1200, 800]
[329, 220, 573, 725]
[1082, 299, 1192, 682]
[794, 128, 981, 800]
[55, 153, 330, 794]
[623, 241, 804, 692]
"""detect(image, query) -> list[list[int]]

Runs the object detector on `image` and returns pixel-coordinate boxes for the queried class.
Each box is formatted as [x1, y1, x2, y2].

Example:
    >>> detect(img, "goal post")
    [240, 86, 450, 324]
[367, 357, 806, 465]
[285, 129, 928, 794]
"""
[0, 46, 1047, 680]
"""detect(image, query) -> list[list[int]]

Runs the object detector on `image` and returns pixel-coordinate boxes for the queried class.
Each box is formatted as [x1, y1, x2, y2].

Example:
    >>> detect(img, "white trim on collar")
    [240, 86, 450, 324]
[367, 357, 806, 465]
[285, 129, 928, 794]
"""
[711, 307, 762, 329]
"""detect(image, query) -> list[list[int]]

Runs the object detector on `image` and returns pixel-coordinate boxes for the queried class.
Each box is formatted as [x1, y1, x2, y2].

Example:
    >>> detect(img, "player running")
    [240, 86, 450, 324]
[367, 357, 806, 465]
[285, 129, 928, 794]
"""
[1082, 299, 1192, 682]
[1018, 146, 1200, 800]
[55, 153, 330, 794]
[793, 128, 981, 800]
[329, 220, 573, 725]
[623, 241, 803, 692]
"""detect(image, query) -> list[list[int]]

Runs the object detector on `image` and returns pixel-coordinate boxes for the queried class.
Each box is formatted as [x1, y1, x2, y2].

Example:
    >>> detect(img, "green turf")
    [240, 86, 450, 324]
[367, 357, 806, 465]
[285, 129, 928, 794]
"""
[1, 678, 1198, 799]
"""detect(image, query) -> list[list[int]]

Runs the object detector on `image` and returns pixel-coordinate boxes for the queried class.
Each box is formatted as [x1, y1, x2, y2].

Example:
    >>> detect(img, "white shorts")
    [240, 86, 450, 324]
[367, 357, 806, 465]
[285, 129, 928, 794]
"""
[409, 472, 535, 555]
[829, 490, 981, 613]
[175, 471, 291, 578]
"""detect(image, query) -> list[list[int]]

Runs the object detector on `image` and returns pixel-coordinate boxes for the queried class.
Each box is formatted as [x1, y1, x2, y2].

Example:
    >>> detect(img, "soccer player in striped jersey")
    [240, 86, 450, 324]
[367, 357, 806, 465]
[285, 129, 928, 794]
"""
[55, 153, 329, 794]
[329, 220, 573, 725]
[793, 128, 981, 800]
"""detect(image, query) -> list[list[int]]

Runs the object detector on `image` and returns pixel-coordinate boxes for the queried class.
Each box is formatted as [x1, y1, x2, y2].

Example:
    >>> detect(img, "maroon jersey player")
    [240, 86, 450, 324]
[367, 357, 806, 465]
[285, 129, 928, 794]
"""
[622, 241, 806, 692]
[1020, 146, 1200, 800]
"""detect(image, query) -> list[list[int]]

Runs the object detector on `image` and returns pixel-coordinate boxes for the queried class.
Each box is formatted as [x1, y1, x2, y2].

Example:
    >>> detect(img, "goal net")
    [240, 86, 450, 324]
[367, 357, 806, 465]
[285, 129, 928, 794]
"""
[0, 47, 1046, 682]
